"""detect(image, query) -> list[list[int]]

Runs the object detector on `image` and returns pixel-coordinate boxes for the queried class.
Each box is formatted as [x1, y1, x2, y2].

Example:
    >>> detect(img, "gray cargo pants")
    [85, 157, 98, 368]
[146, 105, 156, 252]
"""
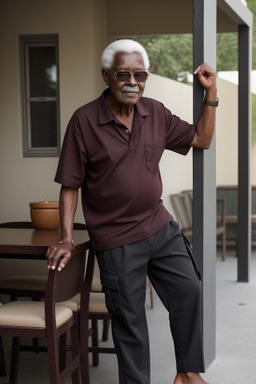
[96, 220, 205, 384]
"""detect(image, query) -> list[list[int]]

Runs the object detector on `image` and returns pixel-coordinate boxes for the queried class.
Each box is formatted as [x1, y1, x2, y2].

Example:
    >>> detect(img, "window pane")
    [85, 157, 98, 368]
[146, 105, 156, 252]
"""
[29, 46, 57, 97]
[20, 35, 60, 156]
[30, 101, 57, 147]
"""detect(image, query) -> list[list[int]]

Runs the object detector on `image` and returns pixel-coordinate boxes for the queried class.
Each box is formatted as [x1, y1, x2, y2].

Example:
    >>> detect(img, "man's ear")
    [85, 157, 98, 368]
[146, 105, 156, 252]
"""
[102, 68, 109, 86]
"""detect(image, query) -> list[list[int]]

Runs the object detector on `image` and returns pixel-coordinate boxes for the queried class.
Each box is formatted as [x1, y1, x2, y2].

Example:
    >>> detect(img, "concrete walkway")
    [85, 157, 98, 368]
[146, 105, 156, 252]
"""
[204, 248, 256, 384]
[0, 247, 255, 384]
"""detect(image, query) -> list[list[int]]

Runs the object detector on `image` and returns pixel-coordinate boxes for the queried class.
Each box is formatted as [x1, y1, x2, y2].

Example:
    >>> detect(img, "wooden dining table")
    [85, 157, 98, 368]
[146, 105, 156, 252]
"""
[0, 227, 91, 259]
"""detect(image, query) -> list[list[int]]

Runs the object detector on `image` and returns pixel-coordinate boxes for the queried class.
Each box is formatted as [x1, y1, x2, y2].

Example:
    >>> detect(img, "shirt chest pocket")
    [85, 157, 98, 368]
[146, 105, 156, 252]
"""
[144, 143, 165, 174]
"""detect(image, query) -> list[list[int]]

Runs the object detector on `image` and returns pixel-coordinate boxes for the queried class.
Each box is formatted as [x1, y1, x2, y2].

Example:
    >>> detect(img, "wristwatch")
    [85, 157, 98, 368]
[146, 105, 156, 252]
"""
[203, 97, 219, 107]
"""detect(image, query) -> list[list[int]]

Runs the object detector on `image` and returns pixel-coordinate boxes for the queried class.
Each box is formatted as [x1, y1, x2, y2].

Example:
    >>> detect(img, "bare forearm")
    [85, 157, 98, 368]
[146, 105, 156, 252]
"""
[191, 63, 217, 149]
[59, 186, 78, 241]
[193, 87, 217, 149]
[46, 186, 78, 271]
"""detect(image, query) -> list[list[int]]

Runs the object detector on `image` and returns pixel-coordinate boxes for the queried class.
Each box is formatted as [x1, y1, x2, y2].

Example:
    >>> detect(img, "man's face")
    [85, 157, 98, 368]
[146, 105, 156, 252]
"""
[102, 51, 147, 107]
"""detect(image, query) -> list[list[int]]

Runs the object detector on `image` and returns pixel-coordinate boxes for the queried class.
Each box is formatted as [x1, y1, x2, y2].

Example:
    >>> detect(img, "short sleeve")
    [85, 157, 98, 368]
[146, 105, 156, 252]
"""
[165, 108, 196, 155]
[55, 114, 87, 188]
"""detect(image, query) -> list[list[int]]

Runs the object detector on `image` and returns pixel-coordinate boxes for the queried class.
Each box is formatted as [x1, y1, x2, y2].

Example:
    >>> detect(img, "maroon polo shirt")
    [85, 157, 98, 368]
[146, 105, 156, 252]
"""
[55, 89, 196, 250]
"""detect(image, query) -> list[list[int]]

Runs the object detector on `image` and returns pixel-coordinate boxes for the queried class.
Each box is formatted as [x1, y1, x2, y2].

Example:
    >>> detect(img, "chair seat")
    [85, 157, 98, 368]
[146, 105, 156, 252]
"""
[0, 301, 72, 328]
[59, 292, 108, 313]
[0, 275, 47, 291]
[91, 277, 102, 292]
[58, 293, 81, 312]
[89, 292, 108, 313]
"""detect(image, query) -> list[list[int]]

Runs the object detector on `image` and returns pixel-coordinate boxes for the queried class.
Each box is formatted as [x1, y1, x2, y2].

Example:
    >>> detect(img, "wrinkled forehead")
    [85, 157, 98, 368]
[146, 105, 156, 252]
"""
[112, 51, 145, 70]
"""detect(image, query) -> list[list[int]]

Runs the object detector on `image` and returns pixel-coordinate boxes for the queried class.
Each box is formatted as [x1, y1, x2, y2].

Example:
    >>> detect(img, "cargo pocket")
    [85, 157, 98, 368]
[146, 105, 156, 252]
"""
[100, 275, 123, 316]
[182, 233, 202, 281]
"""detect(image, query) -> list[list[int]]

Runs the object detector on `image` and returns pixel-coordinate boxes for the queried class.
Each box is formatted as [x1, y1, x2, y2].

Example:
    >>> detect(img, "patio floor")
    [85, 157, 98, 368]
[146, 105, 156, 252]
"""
[0, 246, 255, 384]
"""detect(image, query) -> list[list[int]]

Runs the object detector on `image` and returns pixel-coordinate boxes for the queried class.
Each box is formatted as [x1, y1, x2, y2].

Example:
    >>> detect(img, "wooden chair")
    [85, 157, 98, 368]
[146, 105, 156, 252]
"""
[0, 303, 6, 377]
[59, 268, 123, 384]
[88, 293, 123, 384]
[0, 221, 48, 354]
[170, 191, 227, 260]
[90, 258, 111, 341]
[0, 221, 47, 302]
[0, 335, 5, 377]
[0, 221, 91, 355]
[0, 245, 94, 384]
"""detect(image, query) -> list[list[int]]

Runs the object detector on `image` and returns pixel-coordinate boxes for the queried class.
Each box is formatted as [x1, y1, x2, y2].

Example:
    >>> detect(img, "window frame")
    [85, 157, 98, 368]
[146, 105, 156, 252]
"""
[20, 34, 60, 157]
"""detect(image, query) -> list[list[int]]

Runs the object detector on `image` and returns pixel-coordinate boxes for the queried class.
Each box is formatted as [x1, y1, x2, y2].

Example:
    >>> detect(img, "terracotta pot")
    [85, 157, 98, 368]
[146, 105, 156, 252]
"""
[30, 200, 60, 230]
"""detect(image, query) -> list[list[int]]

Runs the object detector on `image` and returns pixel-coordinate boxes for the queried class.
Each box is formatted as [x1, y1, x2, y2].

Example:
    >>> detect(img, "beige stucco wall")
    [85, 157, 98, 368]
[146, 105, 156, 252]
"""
[215, 78, 238, 185]
[0, 0, 108, 224]
[143, 74, 193, 213]
[215, 77, 256, 187]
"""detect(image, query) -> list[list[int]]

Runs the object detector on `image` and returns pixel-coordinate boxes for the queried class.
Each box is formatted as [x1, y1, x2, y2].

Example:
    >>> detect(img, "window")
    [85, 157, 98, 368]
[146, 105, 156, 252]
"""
[20, 34, 60, 157]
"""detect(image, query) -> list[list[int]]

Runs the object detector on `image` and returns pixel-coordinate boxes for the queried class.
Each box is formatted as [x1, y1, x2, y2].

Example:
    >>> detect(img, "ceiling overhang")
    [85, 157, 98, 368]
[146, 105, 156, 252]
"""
[107, 0, 252, 36]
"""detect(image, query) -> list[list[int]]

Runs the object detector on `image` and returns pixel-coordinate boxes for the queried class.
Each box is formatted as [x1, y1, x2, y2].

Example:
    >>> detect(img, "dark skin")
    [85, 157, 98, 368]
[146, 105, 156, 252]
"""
[101, 52, 146, 132]
[46, 51, 216, 384]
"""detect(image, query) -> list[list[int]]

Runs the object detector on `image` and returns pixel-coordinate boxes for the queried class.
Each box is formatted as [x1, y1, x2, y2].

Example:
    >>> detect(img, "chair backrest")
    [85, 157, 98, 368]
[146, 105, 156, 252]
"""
[45, 252, 86, 307]
[170, 192, 193, 230]
[44, 250, 85, 336]
[217, 199, 227, 226]
[45, 246, 95, 310]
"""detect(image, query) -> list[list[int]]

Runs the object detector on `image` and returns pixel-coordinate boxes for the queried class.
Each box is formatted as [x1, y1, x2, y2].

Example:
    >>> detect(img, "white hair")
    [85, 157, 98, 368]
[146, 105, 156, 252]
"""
[101, 39, 150, 71]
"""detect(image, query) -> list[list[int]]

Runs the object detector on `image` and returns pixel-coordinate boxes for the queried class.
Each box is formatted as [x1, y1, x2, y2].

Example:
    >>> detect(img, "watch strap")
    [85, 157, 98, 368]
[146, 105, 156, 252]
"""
[204, 97, 219, 107]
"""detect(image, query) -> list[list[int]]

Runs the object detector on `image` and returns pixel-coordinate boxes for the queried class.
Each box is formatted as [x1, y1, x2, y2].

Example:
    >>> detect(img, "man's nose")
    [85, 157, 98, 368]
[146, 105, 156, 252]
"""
[128, 74, 137, 85]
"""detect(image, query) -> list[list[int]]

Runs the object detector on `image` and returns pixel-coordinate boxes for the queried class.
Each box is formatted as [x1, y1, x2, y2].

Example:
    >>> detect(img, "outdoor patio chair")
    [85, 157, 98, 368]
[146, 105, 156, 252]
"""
[170, 191, 227, 260]
[170, 192, 193, 243]
[216, 198, 227, 261]
[0, 245, 94, 384]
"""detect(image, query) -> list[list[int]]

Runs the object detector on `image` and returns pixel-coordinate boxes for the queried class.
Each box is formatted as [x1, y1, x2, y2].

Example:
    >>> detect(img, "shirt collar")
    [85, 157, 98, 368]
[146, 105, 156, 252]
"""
[98, 88, 150, 126]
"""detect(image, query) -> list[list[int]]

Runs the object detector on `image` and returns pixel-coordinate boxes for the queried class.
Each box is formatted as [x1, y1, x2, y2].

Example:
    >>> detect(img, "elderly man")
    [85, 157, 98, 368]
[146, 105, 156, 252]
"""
[46, 39, 217, 384]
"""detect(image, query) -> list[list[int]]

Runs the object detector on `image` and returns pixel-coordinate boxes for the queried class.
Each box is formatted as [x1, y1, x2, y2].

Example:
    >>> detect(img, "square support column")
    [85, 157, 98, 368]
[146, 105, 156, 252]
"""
[193, 0, 217, 369]
[237, 24, 252, 282]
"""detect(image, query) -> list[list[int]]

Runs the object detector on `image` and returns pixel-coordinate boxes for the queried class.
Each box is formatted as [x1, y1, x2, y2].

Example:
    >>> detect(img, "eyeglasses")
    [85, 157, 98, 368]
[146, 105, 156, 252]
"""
[108, 69, 149, 83]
